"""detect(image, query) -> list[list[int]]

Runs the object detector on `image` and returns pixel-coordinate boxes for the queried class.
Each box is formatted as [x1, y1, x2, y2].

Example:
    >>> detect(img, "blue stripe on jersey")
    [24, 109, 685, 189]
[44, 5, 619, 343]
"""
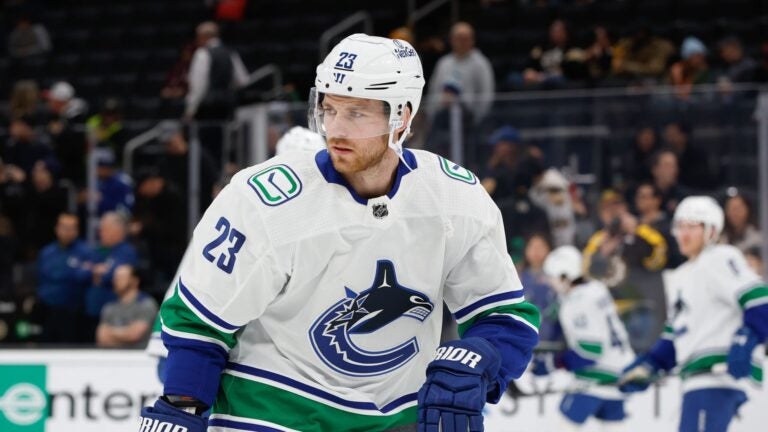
[745, 304, 768, 341]
[314, 149, 417, 205]
[161, 332, 228, 406]
[178, 278, 240, 331]
[208, 418, 285, 431]
[227, 362, 417, 413]
[461, 314, 539, 403]
[454, 291, 524, 320]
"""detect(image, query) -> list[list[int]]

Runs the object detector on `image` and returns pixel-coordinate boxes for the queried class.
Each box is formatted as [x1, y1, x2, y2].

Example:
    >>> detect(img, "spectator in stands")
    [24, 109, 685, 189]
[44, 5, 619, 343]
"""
[7, 13, 51, 59]
[745, 247, 764, 278]
[156, 121, 219, 212]
[611, 22, 675, 82]
[480, 126, 522, 200]
[721, 192, 762, 254]
[2, 116, 52, 174]
[130, 169, 186, 297]
[96, 264, 157, 348]
[529, 168, 575, 247]
[92, 149, 134, 217]
[585, 25, 613, 83]
[519, 233, 560, 343]
[161, 42, 198, 100]
[620, 126, 657, 188]
[583, 190, 668, 351]
[36, 213, 92, 343]
[46, 81, 88, 187]
[715, 36, 757, 84]
[0, 159, 27, 241]
[87, 98, 128, 166]
[753, 41, 768, 82]
[0, 216, 15, 297]
[650, 149, 689, 215]
[514, 19, 587, 88]
[634, 181, 682, 268]
[23, 159, 69, 259]
[426, 22, 495, 125]
[669, 36, 714, 101]
[184, 21, 249, 121]
[662, 121, 713, 189]
[9, 80, 44, 125]
[83, 212, 138, 343]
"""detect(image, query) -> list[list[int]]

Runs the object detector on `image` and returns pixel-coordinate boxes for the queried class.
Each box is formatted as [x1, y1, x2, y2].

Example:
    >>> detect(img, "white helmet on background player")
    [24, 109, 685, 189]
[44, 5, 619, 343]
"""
[543, 245, 583, 293]
[309, 33, 425, 155]
[276, 126, 326, 155]
[672, 196, 724, 243]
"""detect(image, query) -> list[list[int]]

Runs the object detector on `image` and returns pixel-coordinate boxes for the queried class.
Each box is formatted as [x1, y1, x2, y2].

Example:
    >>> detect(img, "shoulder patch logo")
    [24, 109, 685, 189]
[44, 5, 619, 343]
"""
[438, 156, 477, 184]
[248, 164, 303, 206]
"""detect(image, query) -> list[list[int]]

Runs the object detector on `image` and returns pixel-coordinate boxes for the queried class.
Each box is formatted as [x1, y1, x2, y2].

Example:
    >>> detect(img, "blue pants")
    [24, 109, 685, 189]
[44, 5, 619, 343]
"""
[559, 392, 625, 424]
[679, 388, 747, 432]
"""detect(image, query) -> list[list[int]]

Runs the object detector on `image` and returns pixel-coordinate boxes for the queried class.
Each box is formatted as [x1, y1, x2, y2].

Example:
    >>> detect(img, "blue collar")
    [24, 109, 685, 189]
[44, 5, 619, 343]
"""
[315, 149, 418, 205]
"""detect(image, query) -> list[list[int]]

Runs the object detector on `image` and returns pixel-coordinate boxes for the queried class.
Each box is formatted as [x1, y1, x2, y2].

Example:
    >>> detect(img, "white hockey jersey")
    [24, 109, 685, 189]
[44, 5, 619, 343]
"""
[159, 149, 539, 431]
[559, 280, 635, 399]
[663, 244, 767, 393]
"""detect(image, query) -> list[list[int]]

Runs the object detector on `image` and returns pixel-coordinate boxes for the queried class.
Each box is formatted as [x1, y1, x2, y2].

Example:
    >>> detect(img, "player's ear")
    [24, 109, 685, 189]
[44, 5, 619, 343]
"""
[395, 103, 412, 134]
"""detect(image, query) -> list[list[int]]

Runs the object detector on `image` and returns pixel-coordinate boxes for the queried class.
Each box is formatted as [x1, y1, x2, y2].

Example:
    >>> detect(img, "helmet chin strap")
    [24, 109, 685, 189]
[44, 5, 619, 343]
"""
[387, 122, 414, 172]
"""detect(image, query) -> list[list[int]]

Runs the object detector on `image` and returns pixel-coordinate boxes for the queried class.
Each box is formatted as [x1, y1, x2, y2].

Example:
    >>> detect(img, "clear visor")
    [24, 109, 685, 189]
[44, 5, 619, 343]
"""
[308, 88, 398, 140]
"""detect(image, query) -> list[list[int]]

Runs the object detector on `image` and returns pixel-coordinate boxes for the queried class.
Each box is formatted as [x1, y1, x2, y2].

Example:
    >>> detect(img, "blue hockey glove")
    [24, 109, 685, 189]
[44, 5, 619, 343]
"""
[618, 356, 658, 393]
[531, 352, 555, 376]
[728, 326, 760, 379]
[417, 337, 501, 432]
[139, 398, 207, 432]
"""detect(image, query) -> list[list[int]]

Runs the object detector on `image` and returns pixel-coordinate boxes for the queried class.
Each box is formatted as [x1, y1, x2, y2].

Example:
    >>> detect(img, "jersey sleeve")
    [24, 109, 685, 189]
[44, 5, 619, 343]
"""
[711, 246, 768, 340]
[444, 206, 540, 402]
[160, 178, 288, 405]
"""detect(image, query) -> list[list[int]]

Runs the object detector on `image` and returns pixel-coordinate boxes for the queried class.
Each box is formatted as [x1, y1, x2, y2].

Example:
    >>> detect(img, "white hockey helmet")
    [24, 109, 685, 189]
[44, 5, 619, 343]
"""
[309, 33, 425, 154]
[276, 126, 326, 155]
[543, 245, 583, 282]
[672, 195, 724, 242]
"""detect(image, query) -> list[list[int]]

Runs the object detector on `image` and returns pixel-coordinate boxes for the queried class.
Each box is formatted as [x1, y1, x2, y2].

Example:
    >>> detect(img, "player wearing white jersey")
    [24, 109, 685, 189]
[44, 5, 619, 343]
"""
[532, 246, 634, 431]
[138, 34, 539, 432]
[619, 196, 768, 432]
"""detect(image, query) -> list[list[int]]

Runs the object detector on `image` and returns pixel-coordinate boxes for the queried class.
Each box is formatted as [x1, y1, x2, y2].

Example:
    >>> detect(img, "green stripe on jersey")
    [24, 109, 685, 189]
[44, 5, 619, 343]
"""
[213, 373, 417, 431]
[160, 285, 238, 349]
[152, 314, 161, 333]
[577, 341, 603, 356]
[681, 353, 763, 382]
[738, 285, 768, 309]
[574, 369, 618, 384]
[457, 301, 540, 337]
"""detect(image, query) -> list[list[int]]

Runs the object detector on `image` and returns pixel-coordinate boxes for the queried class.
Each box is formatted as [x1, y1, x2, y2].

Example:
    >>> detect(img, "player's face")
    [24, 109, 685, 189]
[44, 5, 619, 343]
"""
[674, 221, 706, 258]
[321, 95, 390, 175]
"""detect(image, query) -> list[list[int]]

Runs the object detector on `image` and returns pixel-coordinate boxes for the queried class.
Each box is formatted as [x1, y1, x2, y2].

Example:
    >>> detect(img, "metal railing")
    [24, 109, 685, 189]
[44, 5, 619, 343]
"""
[318, 11, 373, 62]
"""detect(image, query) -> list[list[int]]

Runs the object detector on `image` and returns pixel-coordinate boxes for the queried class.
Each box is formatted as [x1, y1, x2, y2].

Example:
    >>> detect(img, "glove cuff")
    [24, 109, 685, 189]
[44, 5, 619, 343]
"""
[428, 337, 502, 400]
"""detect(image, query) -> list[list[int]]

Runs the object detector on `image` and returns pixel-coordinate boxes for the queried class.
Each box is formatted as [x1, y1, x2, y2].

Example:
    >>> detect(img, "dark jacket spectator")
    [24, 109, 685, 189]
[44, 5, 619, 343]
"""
[185, 21, 248, 120]
[36, 213, 92, 342]
[619, 126, 658, 188]
[715, 36, 757, 84]
[83, 212, 138, 341]
[662, 122, 713, 189]
[2, 117, 52, 175]
[23, 159, 69, 259]
[650, 149, 691, 215]
[96, 264, 157, 348]
[634, 182, 682, 268]
[7, 15, 51, 59]
[87, 98, 128, 166]
[0, 161, 27, 242]
[0, 216, 16, 297]
[9, 80, 46, 125]
[516, 19, 587, 88]
[668, 37, 715, 101]
[585, 26, 613, 82]
[46, 82, 89, 186]
[94, 149, 134, 217]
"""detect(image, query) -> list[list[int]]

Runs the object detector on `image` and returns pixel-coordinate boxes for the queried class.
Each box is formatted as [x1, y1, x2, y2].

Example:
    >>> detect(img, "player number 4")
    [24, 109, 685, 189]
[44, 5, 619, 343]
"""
[202, 216, 246, 274]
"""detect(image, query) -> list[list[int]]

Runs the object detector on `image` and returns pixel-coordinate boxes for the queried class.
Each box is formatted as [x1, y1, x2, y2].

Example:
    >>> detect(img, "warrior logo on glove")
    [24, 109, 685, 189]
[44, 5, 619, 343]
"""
[310, 260, 434, 376]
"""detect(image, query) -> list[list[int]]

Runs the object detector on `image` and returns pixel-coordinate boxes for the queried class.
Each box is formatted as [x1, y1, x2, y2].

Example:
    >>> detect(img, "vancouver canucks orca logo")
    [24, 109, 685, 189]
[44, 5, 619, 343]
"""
[309, 260, 434, 376]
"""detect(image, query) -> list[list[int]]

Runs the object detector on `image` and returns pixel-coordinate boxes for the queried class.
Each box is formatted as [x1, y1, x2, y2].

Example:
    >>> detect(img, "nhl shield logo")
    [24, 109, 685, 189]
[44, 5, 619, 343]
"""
[372, 203, 388, 219]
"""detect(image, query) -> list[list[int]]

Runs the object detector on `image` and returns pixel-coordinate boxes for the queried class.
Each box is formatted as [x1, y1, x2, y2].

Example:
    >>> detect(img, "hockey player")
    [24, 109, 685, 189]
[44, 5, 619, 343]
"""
[532, 245, 634, 431]
[139, 34, 539, 432]
[619, 196, 768, 432]
[275, 126, 326, 155]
